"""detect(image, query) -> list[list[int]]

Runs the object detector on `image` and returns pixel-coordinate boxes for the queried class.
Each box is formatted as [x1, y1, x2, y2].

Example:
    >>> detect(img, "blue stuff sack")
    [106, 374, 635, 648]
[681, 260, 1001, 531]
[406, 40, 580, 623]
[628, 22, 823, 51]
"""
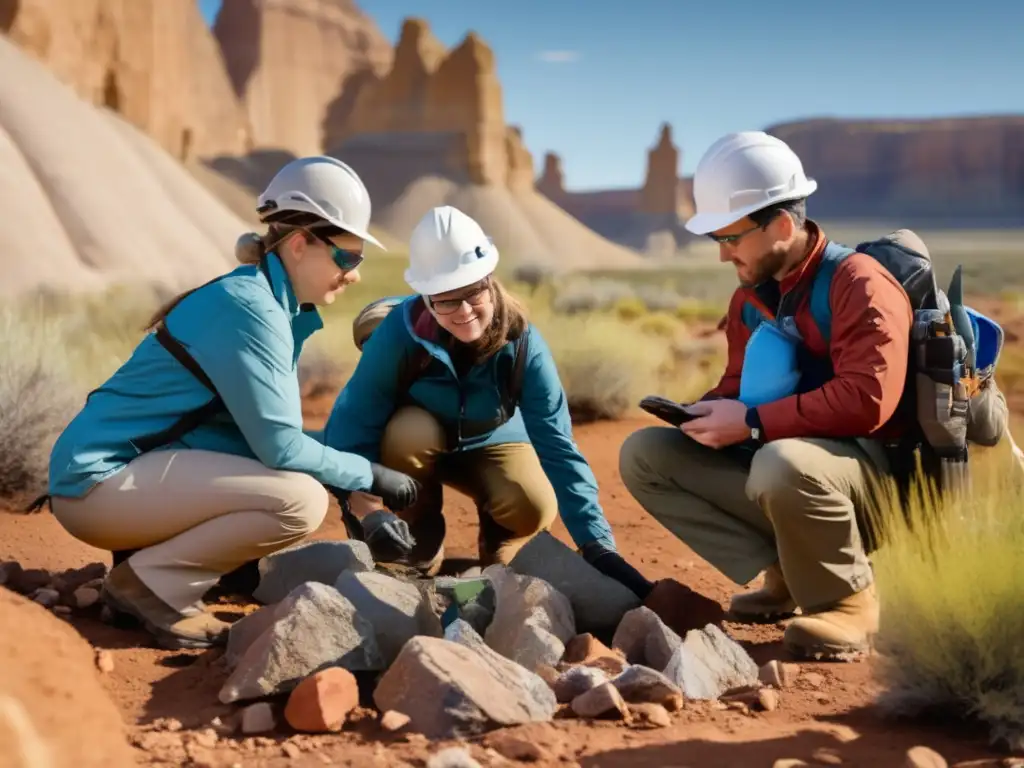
[739, 321, 802, 407]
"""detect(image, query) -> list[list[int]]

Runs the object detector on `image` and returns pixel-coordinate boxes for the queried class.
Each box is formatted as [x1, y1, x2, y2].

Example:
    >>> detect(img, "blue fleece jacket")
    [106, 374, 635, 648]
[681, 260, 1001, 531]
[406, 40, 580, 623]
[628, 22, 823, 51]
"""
[322, 295, 616, 551]
[48, 253, 375, 498]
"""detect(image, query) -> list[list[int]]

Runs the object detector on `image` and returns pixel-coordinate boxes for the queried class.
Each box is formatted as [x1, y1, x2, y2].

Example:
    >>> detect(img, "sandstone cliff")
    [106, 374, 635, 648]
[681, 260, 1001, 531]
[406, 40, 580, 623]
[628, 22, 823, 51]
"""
[327, 18, 532, 188]
[768, 116, 1024, 225]
[1, 0, 251, 161]
[215, 0, 393, 157]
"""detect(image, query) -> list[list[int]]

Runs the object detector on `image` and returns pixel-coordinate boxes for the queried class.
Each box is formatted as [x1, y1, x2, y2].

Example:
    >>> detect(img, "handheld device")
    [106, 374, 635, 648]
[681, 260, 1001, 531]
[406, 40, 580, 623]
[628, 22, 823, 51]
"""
[639, 395, 698, 427]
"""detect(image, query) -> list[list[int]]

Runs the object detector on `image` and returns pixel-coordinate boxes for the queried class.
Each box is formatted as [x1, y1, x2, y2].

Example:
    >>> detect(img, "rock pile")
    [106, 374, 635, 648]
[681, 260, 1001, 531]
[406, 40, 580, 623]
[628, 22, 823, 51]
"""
[214, 533, 788, 741]
[0, 560, 108, 618]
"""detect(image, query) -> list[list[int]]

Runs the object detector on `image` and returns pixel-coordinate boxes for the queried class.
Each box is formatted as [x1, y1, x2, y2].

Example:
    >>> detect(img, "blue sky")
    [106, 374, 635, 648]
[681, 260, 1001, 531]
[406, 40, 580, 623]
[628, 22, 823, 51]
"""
[199, 0, 1023, 190]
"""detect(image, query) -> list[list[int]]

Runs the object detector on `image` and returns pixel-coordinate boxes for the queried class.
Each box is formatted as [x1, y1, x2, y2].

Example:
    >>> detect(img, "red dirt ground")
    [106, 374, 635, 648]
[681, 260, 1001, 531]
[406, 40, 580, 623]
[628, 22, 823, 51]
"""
[3, 402, 1022, 767]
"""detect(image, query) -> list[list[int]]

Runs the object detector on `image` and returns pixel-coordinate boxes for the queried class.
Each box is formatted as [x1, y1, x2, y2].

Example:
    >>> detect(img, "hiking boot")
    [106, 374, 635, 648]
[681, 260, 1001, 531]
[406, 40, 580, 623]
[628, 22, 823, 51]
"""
[728, 563, 798, 622]
[100, 561, 231, 651]
[783, 584, 879, 661]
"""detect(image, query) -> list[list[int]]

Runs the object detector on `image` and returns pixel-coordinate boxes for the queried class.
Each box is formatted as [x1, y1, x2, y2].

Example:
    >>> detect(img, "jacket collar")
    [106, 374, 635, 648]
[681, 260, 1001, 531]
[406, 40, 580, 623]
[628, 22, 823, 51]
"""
[746, 219, 829, 315]
[262, 251, 324, 341]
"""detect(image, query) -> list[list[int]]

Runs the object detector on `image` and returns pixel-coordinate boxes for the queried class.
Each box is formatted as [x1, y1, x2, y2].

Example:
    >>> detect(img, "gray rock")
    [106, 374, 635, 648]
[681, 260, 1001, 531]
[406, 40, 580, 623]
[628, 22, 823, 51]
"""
[552, 665, 608, 703]
[373, 636, 557, 739]
[611, 665, 683, 709]
[334, 570, 442, 665]
[443, 619, 556, 710]
[252, 540, 374, 604]
[570, 682, 629, 719]
[482, 566, 575, 673]
[509, 531, 641, 634]
[611, 606, 682, 671]
[663, 624, 760, 700]
[219, 582, 383, 704]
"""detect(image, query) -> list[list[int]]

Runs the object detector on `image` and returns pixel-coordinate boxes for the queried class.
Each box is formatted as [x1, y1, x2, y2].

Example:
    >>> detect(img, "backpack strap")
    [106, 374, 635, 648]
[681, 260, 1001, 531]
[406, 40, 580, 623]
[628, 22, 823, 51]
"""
[503, 327, 530, 417]
[806, 242, 857, 346]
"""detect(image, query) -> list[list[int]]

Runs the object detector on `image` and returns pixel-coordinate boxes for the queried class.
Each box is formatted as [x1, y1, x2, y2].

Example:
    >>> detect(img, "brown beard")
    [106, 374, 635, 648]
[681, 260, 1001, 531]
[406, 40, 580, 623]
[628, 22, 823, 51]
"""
[742, 243, 790, 287]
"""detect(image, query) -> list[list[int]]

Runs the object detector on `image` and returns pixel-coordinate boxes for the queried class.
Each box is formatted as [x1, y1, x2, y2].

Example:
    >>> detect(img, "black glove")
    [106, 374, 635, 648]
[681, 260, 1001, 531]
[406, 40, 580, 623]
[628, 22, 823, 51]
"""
[581, 542, 654, 600]
[369, 463, 420, 512]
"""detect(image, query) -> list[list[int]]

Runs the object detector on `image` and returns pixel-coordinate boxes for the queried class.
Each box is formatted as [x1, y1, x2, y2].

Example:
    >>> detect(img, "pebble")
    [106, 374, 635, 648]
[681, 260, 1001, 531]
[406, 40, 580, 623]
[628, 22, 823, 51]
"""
[33, 588, 60, 607]
[812, 747, 844, 765]
[284, 667, 360, 733]
[571, 682, 631, 720]
[282, 741, 302, 758]
[427, 746, 482, 768]
[95, 650, 115, 673]
[73, 587, 101, 609]
[629, 702, 672, 728]
[773, 761, 809, 768]
[759, 660, 798, 689]
[380, 710, 411, 732]
[802, 672, 826, 688]
[906, 746, 948, 768]
[240, 703, 276, 735]
[758, 688, 781, 711]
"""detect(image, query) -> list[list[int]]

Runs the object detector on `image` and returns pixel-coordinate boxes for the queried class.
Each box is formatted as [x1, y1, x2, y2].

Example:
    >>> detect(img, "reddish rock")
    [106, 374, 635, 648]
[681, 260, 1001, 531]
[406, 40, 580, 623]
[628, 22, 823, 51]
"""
[284, 668, 360, 733]
[563, 633, 616, 664]
[643, 578, 726, 636]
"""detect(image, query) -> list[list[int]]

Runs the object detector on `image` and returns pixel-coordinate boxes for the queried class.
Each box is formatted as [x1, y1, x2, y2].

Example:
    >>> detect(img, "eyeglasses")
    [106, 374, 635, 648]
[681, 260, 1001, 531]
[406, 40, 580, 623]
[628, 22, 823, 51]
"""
[706, 223, 762, 245]
[428, 279, 491, 315]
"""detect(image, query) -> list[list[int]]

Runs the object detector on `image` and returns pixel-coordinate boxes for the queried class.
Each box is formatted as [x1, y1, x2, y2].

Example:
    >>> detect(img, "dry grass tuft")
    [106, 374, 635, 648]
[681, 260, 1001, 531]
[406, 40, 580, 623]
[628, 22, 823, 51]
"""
[869, 445, 1024, 751]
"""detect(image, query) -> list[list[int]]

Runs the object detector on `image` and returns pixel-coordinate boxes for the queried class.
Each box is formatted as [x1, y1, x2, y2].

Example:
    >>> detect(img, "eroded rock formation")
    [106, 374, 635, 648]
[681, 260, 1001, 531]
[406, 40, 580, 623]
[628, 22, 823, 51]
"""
[1, 0, 252, 161]
[328, 18, 532, 188]
[215, 0, 393, 157]
[537, 152, 566, 199]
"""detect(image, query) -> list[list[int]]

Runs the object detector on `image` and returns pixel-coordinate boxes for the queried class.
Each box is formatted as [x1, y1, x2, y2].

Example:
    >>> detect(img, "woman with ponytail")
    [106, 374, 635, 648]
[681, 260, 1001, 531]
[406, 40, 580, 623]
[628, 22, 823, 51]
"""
[44, 157, 421, 650]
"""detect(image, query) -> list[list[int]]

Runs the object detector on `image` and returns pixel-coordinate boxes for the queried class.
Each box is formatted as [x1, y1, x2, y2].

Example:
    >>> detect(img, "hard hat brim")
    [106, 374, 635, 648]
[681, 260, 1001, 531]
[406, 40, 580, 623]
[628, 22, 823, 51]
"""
[404, 251, 499, 297]
[684, 179, 818, 236]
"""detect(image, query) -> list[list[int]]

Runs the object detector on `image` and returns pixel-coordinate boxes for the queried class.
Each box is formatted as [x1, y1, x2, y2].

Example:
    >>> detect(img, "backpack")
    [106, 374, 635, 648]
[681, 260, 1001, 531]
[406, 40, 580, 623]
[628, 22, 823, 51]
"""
[351, 296, 531, 439]
[738, 233, 997, 501]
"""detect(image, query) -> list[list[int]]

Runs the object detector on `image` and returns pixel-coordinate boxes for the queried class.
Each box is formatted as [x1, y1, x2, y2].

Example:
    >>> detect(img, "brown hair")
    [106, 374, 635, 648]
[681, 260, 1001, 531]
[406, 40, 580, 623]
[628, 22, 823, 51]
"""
[143, 212, 340, 332]
[439, 276, 529, 365]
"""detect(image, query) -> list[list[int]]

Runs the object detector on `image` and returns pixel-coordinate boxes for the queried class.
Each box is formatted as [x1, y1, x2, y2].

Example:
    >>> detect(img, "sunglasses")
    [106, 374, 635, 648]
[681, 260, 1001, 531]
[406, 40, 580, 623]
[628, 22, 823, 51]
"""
[307, 229, 364, 271]
[428, 279, 491, 315]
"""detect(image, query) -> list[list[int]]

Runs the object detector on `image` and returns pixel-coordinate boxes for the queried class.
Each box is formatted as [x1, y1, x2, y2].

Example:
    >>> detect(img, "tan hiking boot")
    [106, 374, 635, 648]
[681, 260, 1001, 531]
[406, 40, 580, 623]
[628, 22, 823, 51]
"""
[101, 561, 231, 650]
[729, 563, 798, 622]
[783, 584, 879, 661]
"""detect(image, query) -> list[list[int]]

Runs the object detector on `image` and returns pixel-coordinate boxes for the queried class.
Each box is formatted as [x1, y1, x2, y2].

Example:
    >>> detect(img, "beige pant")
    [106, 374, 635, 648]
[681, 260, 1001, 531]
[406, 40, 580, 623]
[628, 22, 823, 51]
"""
[619, 427, 887, 610]
[50, 450, 328, 612]
[366, 406, 559, 565]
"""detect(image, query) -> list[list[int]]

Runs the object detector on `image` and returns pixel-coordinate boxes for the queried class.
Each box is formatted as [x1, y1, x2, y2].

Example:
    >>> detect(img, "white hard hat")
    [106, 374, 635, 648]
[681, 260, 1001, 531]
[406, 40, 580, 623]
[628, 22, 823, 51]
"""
[684, 131, 818, 236]
[257, 156, 384, 250]
[404, 206, 499, 296]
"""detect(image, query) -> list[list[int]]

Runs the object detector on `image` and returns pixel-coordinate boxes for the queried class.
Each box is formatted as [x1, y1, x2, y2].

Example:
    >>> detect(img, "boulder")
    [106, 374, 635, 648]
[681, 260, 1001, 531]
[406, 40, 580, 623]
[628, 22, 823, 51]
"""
[663, 624, 760, 700]
[219, 582, 383, 704]
[509, 531, 640, 635]
[252, 540, 373, 605]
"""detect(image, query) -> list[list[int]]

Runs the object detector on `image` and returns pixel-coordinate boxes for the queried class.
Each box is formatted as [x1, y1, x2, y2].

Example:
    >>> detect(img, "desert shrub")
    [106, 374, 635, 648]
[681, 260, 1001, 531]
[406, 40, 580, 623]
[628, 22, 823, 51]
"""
[869, 454, 1024, 751]
[675, 298, 727, 324]
[635, 284, 685, 313]
[511, 263, 554, 292]
[559, 356, 634, 423]
[298, 346, 349, 399]
[637, 312, 680, 338]
[612, 296, 647, 322]
[0, 307, 84, 505]
[551, 278, 634, 315]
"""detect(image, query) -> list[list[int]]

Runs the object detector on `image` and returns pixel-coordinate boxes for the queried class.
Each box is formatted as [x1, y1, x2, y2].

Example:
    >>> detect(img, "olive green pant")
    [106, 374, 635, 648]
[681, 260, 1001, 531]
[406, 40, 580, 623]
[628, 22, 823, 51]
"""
[619, 427, 888, 611]
[364, 406, 559, 565]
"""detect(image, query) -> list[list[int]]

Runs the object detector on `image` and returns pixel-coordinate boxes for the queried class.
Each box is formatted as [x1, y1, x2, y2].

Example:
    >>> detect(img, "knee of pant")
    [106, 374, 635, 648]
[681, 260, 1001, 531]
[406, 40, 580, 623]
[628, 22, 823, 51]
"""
[746, 439, 811, 505]
[381, 406, 446, 478]
[619, 426, 678, 491]
[278, 472, 330, 536]
[492, 479, 558, 537]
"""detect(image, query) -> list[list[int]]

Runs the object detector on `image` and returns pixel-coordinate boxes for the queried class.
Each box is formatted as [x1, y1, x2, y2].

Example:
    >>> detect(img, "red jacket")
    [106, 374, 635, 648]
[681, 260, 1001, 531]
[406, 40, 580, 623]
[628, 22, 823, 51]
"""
[704, 221, 914, 441]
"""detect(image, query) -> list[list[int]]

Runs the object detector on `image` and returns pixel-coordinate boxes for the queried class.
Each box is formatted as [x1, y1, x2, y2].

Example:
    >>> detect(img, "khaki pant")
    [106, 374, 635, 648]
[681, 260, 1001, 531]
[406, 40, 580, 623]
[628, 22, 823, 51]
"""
[50, 450, 328, 612]
[366, 406, 559, 565]
[619, 427, 887, 610]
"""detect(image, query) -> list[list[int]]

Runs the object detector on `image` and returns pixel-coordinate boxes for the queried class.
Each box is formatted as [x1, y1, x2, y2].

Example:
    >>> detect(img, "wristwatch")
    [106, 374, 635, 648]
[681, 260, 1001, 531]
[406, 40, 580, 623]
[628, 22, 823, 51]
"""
[745, 407, 764, 442]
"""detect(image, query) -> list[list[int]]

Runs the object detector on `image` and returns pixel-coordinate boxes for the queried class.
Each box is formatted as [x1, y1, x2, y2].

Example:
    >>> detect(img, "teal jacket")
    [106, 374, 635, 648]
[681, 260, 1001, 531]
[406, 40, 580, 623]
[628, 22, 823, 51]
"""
[322, 295, 616, 551]
[48, 253, 375, 499]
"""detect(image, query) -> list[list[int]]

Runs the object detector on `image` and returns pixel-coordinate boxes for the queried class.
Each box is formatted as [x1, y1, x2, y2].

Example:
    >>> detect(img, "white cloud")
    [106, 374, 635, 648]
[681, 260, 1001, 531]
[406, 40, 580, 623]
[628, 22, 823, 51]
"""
[535, 50, 581, 64]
